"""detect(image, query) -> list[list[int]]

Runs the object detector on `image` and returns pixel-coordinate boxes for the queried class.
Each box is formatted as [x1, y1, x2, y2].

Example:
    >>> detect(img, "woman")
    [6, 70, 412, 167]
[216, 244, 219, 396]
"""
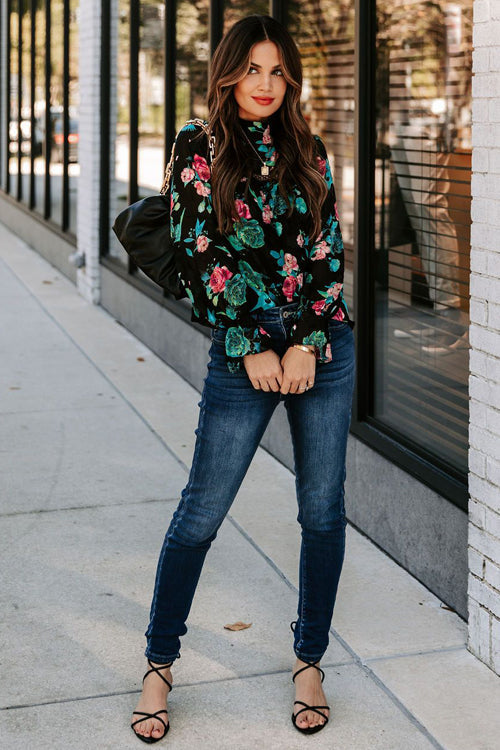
[131, 13, 355, 743]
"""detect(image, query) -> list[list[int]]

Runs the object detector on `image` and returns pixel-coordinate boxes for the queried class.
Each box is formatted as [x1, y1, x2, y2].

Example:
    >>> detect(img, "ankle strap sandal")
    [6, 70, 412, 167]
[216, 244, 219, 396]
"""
[290, 621, 330, 734]
[131, 659, 175, 744]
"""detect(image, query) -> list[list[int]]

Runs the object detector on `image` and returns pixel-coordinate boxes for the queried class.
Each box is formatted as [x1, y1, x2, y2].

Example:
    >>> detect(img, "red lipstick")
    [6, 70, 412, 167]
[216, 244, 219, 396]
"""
[252, 97, 274, 105]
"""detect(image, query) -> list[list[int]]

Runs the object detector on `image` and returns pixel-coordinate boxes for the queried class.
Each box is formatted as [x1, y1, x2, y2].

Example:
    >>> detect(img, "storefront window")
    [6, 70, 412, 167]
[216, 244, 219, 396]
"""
[374, 0, 472, 472]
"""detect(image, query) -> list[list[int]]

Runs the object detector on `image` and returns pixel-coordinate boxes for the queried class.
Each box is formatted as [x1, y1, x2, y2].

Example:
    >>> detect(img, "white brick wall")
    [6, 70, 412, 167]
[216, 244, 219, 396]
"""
[76, 0, 102, 304]
[468, 0, 500, 676]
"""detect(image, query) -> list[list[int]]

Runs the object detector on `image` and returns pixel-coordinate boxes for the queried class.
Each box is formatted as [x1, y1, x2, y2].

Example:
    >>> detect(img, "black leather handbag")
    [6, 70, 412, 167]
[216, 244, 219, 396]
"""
[112, 118, 215, 300]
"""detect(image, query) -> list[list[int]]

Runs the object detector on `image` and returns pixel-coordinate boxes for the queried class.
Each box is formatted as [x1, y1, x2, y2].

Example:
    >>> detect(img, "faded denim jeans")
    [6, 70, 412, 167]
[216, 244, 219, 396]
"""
[145, 301, 356, 664]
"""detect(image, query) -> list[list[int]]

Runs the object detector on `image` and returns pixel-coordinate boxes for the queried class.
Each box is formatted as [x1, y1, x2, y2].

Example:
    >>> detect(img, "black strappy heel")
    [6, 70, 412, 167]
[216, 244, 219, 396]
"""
[131, 658, 175, 744]
[290, 621, 330, 734]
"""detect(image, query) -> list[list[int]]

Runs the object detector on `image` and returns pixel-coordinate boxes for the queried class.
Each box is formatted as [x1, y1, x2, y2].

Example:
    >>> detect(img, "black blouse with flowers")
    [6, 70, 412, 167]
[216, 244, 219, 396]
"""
[169, 114, 354, 372]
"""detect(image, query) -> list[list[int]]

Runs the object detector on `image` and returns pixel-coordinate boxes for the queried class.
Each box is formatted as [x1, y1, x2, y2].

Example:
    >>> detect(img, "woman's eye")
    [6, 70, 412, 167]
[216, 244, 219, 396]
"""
[247, 66, 283, 76]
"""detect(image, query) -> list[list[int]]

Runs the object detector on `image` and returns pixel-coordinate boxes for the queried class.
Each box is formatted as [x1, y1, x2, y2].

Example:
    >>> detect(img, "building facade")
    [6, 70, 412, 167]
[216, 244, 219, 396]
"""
[0, 0, 498, 674]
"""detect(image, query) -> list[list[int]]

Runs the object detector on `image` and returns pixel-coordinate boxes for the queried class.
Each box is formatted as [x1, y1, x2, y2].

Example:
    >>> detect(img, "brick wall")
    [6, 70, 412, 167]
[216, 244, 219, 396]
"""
[76, 0, 102, 303]
[468, 0, 500, 675]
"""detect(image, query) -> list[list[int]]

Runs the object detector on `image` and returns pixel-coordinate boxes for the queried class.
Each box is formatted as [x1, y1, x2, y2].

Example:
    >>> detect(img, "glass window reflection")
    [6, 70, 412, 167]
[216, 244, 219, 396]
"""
[108, 0, 132, 266]
[176, 0, 209, 127]
[33, 2, 46, 215]
[223, 0, 269, 34]
[49, 0, 64, 226]
[20, 4, 31, 206]
[9, 1, 19, 198]
[68, 0, 79, 234]
[375, 0, 472, 472]
[138, 1, 166, 197]
[288, 0, 356, 323]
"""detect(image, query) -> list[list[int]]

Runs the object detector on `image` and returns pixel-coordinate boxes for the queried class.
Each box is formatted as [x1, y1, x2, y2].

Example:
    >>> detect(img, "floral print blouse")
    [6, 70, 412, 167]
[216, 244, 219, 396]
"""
[170, 114, 354, 372]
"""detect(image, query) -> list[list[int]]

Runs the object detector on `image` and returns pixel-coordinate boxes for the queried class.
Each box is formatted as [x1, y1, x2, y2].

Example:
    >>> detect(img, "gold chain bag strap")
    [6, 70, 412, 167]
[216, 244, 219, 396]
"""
[160, 118, 216, 195]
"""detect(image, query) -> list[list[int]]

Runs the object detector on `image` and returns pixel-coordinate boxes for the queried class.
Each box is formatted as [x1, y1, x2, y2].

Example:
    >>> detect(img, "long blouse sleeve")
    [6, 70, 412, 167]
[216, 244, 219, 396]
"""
[287, 135, 346, 362]
[169, 123, 273, 367]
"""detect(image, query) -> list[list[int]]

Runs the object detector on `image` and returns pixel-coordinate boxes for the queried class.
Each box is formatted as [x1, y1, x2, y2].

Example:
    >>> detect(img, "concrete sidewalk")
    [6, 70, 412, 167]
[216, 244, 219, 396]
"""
[0, 222, 499, 749]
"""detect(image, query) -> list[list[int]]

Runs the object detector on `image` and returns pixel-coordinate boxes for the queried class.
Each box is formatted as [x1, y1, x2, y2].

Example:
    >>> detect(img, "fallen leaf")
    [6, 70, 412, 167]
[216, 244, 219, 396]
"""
[137, 357, 145, 362]
[224, 621, 252, 631]
[42, 280, 52, 284]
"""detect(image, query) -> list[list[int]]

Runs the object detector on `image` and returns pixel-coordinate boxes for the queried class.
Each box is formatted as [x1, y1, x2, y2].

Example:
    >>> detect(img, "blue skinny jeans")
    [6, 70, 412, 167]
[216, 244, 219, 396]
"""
[145, 301, 356, 664]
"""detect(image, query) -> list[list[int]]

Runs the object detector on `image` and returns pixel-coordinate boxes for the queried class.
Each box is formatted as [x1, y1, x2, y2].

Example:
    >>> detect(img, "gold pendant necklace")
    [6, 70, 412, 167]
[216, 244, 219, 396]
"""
[241, 128, 273, 176]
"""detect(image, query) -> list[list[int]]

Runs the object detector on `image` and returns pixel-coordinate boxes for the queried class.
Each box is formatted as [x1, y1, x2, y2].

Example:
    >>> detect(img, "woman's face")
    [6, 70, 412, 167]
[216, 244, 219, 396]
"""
[233, 40, 287, 121]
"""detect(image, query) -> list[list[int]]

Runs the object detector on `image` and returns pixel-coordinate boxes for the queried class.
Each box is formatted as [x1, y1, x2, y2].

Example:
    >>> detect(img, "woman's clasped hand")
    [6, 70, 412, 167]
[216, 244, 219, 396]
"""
[243, 345, 316, 393]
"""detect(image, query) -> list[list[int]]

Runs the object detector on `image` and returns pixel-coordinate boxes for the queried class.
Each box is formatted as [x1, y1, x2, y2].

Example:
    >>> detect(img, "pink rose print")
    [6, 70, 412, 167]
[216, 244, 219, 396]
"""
[180, 167, 195, 183]
[259, 326, 271, 337]
[283, 253, 299, 273]
[297, 273, 303, 288]
[235, 199, 251, 219]
[262, 204, 273, 224]
[327, 282, 343, 299]
[296, 233, 304, 248]
[196, 235, 209, 253]
[170, 193, 174, 211]
[332, 307, 345, 320]
[311, 240, 330, 261]
[334, 202, 340, 220]
[195, 180, 211, 197]
[324, 343, 332, 363]
[312, 299, 327, 315]
[262, 126, 272, 145]
[192, 154, 211, 181]
[316, 156, 326, 176]
[282, 275, 298, 301]
[209, 266, 233, 293]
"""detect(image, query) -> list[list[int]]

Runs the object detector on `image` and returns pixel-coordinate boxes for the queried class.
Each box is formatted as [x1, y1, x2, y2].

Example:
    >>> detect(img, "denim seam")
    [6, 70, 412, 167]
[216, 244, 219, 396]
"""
[297, 536, 307, 655]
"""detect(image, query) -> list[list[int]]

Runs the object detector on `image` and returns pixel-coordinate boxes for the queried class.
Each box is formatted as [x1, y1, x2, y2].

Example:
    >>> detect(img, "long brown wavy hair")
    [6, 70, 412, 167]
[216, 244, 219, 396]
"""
[199, 14, 328, 240]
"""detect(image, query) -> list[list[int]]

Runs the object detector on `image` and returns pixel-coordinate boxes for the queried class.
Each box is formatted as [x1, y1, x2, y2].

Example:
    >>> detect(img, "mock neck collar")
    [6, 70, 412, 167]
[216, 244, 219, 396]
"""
[237, 116, 269, 129]
[237, 109, 280, 132]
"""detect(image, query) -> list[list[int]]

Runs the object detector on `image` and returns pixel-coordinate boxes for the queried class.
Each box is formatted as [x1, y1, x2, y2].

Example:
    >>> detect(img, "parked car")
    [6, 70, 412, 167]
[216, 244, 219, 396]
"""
[51, 116, 79, 163]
